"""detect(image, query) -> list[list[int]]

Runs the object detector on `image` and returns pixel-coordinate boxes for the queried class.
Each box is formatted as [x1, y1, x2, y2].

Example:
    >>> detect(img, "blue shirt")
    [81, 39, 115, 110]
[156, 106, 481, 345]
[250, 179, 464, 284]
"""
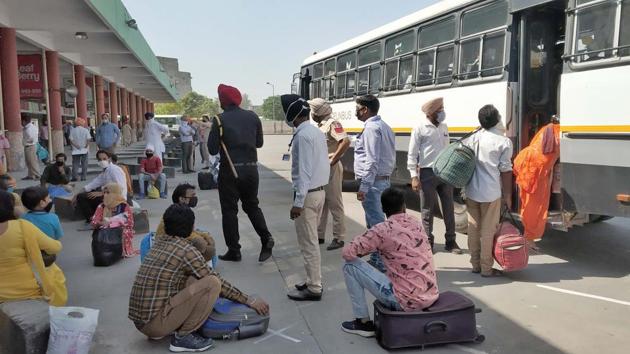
[179, 122, 195, 143]
[354, 115, 396, 193]
[96, 122, 121, 148]
[21, 211, 64, 240]
[291, 123, 330, 208]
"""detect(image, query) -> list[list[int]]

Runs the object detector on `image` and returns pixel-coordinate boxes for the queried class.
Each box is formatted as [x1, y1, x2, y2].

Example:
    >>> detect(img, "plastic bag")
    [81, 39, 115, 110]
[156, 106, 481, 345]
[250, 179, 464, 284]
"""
[46, 306, 99, 354]
[91, 227, 123, 266]
[147, 184, 160, 199]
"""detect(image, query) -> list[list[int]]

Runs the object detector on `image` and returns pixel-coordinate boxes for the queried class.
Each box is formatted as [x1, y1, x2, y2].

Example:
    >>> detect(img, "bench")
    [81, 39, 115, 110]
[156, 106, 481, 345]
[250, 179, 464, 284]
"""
[133, 209, 150, 234]
[0, 300, 50, 354]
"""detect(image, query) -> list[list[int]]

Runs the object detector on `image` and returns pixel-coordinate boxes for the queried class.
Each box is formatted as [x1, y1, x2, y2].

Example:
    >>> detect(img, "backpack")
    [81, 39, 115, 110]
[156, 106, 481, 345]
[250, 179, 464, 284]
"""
[432, 128, 480, 188]
[200, 298, 269, 340]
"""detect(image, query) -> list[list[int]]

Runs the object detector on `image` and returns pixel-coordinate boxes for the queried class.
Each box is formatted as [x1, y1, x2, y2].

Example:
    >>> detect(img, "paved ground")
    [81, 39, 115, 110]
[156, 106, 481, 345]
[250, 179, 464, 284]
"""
[32, 135, 630, 353]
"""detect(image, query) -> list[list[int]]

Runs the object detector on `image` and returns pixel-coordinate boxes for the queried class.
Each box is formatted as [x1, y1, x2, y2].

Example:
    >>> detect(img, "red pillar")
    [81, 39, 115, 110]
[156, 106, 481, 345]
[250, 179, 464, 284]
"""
[45, 51, 64, 155]
[109, 82, 118, 124]
[74, 65, 87, 119]
[129, 92, 137, 142]
[0, 27, 23, 171]
[120, 87, 128, 121]
[94, 75, 105, 124]
[136, 95, 142, 134]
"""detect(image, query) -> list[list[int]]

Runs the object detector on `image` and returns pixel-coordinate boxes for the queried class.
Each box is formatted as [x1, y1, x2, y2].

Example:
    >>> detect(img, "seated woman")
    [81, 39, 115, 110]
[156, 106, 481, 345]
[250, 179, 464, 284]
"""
[91, 183, 138, 257]
[340, 187, 438, 338]
[0, 190, 67, 306]
[0, 175, 26, 218]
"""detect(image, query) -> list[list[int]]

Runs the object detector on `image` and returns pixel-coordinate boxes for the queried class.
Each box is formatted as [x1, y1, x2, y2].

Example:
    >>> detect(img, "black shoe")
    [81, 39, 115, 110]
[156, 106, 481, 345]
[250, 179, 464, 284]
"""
[326, 239, 344, 251]
[21, 176, 33, 180]
[445, 241, 463, 254]
[202, 166, 210, 170]
[287, 288, 322, 301]
[218, 250, 242, 262]
[318, 238, 325, 244]
[169, 333, 213, 352]
[294, 283, 308, 291]
[70, 178, 78, 182]
[341, 319, 376, 338]
[258, 238, 274, 262]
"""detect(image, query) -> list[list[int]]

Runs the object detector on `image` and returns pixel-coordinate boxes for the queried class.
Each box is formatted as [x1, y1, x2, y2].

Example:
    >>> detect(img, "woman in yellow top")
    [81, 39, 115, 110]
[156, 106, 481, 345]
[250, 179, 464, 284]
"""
[0, 190, 66, 305]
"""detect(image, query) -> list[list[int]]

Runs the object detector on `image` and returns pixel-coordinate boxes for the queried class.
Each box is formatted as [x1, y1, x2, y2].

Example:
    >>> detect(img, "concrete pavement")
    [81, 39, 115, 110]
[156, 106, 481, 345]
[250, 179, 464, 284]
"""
[46, 135, 630, 354]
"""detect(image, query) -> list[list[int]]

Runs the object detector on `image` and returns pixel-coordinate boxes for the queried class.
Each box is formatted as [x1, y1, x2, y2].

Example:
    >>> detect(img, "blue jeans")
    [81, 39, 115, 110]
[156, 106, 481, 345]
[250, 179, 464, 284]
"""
[343, 259, 401, 319]
[139, 173, 166, 196]
[361, 179, 390, 272]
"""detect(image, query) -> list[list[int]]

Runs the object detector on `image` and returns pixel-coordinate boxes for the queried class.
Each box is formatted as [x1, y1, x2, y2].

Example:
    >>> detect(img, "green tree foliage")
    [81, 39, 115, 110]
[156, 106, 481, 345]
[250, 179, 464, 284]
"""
[155, 101, 182, 115]
[261, 96, 283, 121]
[154, 91, 220, 117]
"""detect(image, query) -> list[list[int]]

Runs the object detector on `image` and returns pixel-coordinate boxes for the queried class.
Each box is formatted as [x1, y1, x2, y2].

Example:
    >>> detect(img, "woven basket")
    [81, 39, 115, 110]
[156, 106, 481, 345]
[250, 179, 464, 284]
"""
[432, 141, 476, 188]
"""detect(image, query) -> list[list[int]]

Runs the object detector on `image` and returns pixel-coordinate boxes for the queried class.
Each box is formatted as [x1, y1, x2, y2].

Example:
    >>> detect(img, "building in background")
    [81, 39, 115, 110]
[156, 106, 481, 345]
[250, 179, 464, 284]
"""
[158, 57, 192, 97]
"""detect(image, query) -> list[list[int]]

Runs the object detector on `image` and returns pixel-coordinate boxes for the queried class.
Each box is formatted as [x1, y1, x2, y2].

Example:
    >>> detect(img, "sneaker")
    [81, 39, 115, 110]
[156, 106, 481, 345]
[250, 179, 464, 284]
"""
[445, 241, 463, 254]
[136, 193, 145, 200]
[326, 239, 344, 251]
[160, 193, 168, 199]
[341, 319, 376, 338]
[169, 333, 213, 352]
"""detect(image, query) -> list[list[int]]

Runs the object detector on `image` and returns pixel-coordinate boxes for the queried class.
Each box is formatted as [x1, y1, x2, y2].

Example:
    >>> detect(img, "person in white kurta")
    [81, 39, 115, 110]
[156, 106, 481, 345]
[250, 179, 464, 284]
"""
[143, 112, 169, 159]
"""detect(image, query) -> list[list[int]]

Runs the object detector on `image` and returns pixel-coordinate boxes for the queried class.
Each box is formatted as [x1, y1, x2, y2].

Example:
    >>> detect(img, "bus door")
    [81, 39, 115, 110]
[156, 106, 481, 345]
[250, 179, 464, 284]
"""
[512, 0, 565, 151]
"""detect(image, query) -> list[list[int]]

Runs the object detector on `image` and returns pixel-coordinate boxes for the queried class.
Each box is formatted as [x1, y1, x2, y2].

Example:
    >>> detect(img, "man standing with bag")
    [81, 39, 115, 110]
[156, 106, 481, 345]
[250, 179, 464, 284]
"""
[353, 95, 395, 271]
[465, 104, 513, 277]
[308, 98, 350, 251]
[281, 94, 329, 301]
[407, 98, 461, 253]
[208, 84, 274, 263]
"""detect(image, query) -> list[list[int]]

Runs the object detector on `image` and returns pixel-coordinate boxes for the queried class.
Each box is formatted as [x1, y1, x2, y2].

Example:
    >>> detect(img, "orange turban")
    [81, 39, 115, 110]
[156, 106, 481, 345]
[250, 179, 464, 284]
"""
[75, 117, 87, 127]
[421, 97, 444, 116]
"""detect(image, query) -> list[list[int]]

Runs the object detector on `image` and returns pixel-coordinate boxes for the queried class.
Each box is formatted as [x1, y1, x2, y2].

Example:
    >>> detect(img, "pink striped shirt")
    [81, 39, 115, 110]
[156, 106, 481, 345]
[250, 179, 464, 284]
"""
[342, 213, 438, 311]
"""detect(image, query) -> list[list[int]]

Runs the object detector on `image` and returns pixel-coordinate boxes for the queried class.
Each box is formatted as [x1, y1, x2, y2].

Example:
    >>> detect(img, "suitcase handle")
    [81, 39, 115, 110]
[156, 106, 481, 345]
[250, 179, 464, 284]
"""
[424, 321, 448, 334]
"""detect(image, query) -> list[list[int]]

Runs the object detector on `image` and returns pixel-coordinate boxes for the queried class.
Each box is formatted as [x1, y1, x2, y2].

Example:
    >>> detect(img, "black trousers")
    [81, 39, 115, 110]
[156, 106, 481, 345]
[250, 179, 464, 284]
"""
[76, 191, 104, 222]
[420, 168, 456, 244]
[218, 166, 271, 251]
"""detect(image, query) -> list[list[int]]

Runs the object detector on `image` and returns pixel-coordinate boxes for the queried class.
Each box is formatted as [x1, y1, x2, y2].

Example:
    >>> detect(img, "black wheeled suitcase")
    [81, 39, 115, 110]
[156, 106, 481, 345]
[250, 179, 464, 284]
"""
[198, 171, 218, 190]
[374, 291, 485, 350]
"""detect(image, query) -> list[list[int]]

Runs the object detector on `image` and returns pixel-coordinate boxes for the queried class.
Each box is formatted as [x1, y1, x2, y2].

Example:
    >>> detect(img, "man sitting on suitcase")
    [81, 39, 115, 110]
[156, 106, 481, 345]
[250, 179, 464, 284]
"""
[340, 187, 438, 338]
[129, 204, 269, 352]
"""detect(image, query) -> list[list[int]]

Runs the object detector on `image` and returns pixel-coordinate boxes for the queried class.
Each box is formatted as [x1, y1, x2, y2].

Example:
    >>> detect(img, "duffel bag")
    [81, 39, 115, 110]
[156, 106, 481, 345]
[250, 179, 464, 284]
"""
[198, 171, 217, 190]
[91, 227, 123, 267]
[493, 209, 528, 272]
[201, 297, 269, 340]
[432, 128, 479, 188]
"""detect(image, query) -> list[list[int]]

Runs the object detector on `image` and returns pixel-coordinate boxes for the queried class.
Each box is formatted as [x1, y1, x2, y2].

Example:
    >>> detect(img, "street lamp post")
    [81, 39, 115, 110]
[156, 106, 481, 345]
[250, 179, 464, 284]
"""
[266, 82, 275, 121]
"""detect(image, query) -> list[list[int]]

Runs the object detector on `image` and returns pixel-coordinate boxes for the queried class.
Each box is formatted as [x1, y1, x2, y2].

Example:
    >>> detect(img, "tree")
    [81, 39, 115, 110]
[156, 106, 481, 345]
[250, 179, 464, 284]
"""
[241, 93, 253, 110]
[154, 91, 220, 117]
[261, 95, 283, 121]
[155, 101, 182, 115]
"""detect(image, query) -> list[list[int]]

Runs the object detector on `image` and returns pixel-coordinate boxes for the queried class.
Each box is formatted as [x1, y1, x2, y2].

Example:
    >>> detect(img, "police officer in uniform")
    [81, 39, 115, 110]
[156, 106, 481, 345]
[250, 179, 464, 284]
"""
[282, 94, 330, 301]
[208, 84, 274, 263]
[308, 98, 350, 251]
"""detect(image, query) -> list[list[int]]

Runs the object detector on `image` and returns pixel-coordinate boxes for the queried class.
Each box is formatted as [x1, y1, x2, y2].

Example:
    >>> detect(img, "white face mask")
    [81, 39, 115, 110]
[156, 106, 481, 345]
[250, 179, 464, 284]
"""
[98, 160, 110, 169]
[436, 111, 446, 123]
[286, 119, 295, 128]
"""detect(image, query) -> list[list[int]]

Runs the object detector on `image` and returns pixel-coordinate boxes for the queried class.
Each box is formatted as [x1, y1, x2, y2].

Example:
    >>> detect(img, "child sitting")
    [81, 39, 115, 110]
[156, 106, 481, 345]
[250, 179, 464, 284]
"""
[21, 186, 64, 240]
[340, 187, 438, 338]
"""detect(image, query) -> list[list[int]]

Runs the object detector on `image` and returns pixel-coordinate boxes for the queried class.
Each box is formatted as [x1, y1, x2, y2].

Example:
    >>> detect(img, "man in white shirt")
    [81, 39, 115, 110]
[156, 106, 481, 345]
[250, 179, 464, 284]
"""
[74, 149, 128, 223]
[465, 104, 513, 277]
[69, 118, 91, 181]
[144, 112, 169, 159]
[179, 116, 196, 173]
[407, 98, 461, 254]
[281, 94, 330, 301]
[21, 115, 40, 180]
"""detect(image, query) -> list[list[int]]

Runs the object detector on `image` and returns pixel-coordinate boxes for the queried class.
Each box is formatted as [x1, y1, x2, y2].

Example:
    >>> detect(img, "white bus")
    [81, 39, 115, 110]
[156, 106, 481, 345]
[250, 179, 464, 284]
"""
[292, 0, 630, 230]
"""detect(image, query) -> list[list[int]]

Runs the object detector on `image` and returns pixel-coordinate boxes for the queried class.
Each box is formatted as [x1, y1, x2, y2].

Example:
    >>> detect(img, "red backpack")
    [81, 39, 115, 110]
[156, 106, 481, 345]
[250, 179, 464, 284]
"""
[493, 211, 528, 272]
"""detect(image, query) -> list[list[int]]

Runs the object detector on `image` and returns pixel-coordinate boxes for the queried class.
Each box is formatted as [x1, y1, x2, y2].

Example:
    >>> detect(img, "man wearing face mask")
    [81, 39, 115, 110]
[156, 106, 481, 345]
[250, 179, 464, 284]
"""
[407, 97, 461, 253]
[144, 112, 169, 160]
[74, 150, 127, 223]
[40, 153, 73, 199]
[138, 144, 167, 199]
[95, 113, 121, 154]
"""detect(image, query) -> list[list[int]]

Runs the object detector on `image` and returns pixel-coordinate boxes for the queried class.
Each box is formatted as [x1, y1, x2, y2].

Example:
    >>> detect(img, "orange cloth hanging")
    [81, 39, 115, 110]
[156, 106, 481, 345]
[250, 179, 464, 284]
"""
[513, 123, 560, 240]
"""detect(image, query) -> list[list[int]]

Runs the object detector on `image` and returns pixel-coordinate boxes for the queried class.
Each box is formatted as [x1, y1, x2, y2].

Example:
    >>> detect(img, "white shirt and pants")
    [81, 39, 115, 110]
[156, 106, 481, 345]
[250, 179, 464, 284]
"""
[407, 118, 456, 245]
[23, 122, 40, 178]
[291, 122, 330, 294]
[69, 125, 91, 181]
[464, 126, 513, 275]
[144, 119, 169, 159]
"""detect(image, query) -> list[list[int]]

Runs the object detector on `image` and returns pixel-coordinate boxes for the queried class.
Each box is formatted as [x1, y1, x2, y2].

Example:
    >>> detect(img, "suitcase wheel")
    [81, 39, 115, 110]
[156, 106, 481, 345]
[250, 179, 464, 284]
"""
[474, 334, 485, 344]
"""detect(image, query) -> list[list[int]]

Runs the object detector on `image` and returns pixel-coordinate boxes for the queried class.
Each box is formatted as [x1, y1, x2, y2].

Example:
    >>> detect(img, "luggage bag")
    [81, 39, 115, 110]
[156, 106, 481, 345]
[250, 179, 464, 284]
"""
[493, 210, 529, 272]
[374, 291, 484, 350]
[91, 227, 123, 267]
[432, 128, 479, 188]
[198, 171, 218, 190]
[201, 298, 269, 340]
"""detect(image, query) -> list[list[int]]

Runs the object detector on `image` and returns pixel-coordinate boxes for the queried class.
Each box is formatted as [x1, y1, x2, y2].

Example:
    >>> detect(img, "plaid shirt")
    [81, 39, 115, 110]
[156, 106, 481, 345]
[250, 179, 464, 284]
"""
[128, 235, 248, 326]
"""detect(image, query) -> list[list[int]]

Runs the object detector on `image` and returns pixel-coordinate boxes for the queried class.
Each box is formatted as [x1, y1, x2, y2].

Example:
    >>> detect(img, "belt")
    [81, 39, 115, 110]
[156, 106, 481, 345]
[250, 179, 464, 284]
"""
[232, 162, 257, 167]
[375, 175, 390, 181]
[308, 186, 325, 193]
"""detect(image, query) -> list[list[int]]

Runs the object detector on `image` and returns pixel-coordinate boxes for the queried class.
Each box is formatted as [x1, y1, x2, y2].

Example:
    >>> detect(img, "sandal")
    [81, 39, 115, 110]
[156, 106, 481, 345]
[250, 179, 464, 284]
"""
[481, 269, 503, 278]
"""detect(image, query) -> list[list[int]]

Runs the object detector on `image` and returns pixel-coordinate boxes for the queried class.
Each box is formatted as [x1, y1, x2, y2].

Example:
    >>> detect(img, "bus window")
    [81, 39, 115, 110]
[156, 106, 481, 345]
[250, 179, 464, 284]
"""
[459, 38, 481, 79]
[311, 63, 324, 98]
[622, 1, 630, 56]
[482, 32, 505, 77]
[369, 66, 381, 94]
[417, 51, 434, 86]
[417, 16, 456, 86]
[436, 46, 454, 84]
[313, 63, 323, 79]
[358, 43, 382, 94]
[325, 59, 336, 76]
[384, 31, 416, 91]
[461, 0, 508, 37]
[573, 2, 616, 62]
[336, 52, 356, 98]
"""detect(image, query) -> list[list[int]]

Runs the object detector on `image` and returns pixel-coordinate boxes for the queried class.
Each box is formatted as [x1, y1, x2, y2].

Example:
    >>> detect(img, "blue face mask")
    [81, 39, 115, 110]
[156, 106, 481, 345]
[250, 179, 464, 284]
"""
[436, 111, 446, 123]
[7, 187, 14, 193]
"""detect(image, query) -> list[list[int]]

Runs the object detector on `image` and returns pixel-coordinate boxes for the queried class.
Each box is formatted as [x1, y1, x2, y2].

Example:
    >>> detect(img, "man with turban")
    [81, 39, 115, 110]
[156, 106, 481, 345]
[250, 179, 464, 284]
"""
[281, 94, 329, 301]
[69, 117, 91, 182]
[143, 112, 169, 160]
[407, 97, 461, 253]
[208, 84, 275, 263]
[308, 98, 350, 251]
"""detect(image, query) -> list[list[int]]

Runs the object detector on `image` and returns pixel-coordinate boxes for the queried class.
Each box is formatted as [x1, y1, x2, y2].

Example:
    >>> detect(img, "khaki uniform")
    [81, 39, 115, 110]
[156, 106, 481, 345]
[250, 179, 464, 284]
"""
[317, 118, 348, 242]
